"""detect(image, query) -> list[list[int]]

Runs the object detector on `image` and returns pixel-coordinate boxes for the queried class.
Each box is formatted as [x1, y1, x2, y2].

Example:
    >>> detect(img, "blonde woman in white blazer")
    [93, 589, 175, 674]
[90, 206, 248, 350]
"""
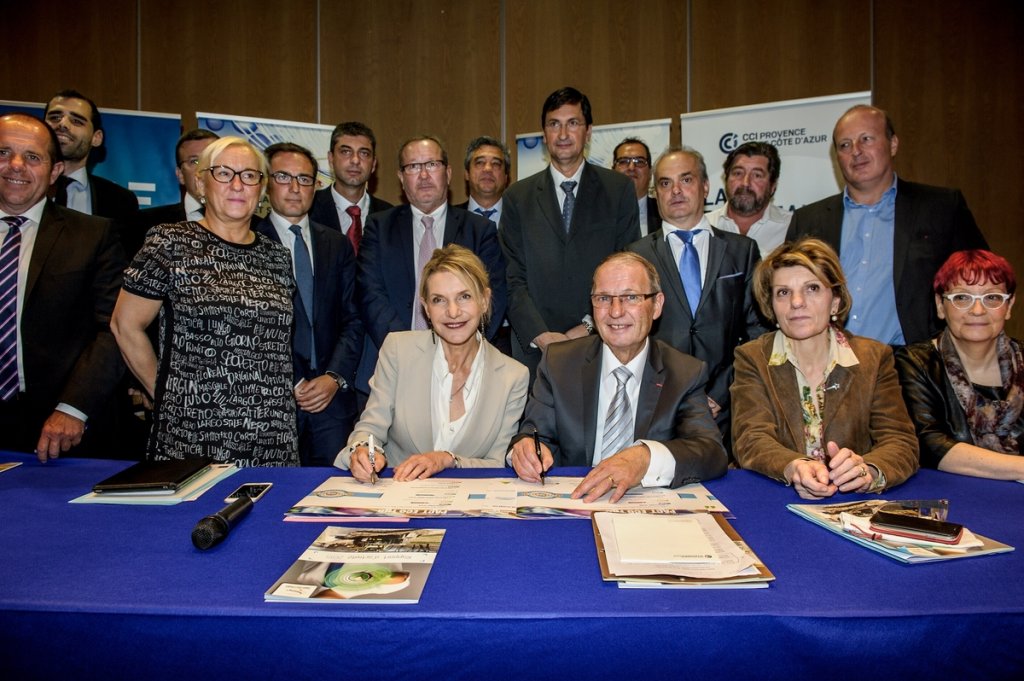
[337, 244, 528, 481]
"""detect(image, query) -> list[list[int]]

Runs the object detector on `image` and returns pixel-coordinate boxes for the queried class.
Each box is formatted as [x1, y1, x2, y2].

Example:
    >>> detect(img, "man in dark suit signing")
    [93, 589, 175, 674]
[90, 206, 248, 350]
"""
[254, 143, 363, 466]
[612, 137, 660, 237]
[508, 252, 727, 502]
[628, 147, 765, 442]
[43, 91, 139, 250]
[356, 135, 507, 395]
[0, 113, 126, 461]
[786, 104, 987, 345]
[500, 87, 640, 380]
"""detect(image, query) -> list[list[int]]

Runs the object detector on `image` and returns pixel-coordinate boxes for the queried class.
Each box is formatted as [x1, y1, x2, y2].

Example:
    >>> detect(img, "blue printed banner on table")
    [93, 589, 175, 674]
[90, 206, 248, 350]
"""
[0, 100, 181, 208]
[198, 112, 335, 187]
[680, 91, 871, 214]
[515, 118, 672, 183]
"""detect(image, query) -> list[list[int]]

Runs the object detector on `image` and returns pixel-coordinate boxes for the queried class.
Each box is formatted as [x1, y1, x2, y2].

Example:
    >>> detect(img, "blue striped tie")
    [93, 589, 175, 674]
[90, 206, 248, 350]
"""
[0, 216, 26, 401]
[601, 366, 633, 460]
[475, 207, 496, 222]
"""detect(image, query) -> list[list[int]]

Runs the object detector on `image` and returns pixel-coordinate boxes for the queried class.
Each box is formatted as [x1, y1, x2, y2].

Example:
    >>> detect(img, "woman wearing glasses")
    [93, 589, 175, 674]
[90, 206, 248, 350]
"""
[111, 136, 298, 466]
[730, 238, 918, 499]
[895, 250, 1023, 479]
[337, 244, 528, 481]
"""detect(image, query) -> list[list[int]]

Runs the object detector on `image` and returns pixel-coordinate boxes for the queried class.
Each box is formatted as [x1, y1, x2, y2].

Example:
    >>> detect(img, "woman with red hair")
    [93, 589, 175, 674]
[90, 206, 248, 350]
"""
[895, 250, 1023, 479]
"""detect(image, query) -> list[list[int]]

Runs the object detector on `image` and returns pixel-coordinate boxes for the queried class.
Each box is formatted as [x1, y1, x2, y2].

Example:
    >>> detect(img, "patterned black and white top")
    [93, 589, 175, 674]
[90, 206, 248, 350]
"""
[124, 221, 298, 466]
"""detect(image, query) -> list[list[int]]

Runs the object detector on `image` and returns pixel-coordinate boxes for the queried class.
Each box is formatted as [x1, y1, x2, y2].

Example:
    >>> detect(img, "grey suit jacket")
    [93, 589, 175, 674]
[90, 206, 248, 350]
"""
[628, 228, 766, 432]
[340, 331, 529, 469]
[514, 336, 727, 487]
[499, 163, 640, 364]
[787, 178, 987, 344]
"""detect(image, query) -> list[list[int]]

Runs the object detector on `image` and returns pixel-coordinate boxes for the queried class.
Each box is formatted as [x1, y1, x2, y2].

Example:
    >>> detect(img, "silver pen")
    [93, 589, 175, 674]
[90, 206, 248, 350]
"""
[368, 433, 378, 486]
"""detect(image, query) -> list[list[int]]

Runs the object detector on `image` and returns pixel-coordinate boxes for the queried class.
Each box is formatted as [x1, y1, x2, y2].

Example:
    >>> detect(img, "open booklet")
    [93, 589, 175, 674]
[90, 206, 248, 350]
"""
[266, 527, 446, 604]
[788, 499, 1014, 564]
[592, 511, 774, 589]
[285, 476, 728, 521]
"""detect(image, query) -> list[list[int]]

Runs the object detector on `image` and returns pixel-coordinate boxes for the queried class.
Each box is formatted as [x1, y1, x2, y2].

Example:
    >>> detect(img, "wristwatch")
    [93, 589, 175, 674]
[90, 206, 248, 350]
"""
[581, 314, 595, 335]
[325, 371, 348, 391]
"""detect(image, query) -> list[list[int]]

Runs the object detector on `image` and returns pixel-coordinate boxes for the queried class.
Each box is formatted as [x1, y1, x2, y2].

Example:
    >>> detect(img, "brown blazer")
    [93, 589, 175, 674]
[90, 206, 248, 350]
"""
[730, 331, 918, 489]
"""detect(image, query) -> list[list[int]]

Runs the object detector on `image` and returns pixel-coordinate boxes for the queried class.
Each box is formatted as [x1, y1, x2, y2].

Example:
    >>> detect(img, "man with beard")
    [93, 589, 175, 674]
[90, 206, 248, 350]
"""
[43, 91, 139, 247]
[612, 137, 660, 237]
[705, 141, 790, 257]
[309, 121, 393, 254]
[628, 147, 765, 449]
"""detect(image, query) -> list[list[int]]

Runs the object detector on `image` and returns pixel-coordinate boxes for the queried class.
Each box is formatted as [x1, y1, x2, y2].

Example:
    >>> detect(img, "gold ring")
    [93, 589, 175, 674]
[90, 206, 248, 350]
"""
[860, 465, 867, 477]
[608, 476, 616, 486]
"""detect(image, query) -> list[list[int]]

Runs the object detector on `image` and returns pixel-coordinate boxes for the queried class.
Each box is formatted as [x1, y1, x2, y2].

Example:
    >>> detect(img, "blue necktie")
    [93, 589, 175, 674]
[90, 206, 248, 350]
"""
[475, 207, 496, 223]
[675, 230, 702, 314]
[0, 216, 26, 400]
[560, 181, 577, 232]
[289, 225, 317, 369]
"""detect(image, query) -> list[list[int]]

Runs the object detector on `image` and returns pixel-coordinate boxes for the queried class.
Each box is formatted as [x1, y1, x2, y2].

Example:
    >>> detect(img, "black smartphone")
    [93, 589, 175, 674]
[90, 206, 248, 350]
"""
[224, 483, 273, 504]
[869, 510, 964, 543]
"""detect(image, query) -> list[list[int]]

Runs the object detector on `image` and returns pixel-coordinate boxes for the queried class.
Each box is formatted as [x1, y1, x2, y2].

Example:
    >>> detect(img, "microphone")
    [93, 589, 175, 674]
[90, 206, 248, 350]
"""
[191, 496, 253, 550]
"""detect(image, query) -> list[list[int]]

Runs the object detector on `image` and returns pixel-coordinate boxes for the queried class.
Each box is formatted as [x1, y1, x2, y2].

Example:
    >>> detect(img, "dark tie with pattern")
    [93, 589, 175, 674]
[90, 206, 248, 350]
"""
[289, 224, 317, 369]
[0, 216, 27, 400]
[345, 205, 362, 254]
[560, 180, 577, 232]
[475, 207, 496, 223]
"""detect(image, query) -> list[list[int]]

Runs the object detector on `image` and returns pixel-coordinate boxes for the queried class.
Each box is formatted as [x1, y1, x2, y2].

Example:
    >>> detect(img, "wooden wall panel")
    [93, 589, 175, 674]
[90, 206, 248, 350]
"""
[1, 0, 138, 109]
[320, 0, 502, 205]
[690, 0, 870, 111]
[505, 0, 687, 167]
[139, 0, 318, 128]
[875, 0, 1024, 336]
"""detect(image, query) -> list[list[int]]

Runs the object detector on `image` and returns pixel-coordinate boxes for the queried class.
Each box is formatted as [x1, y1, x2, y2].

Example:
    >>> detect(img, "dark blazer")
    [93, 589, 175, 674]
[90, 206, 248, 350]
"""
[253, 217, 363, 387]
[499, 163, 640, 368]
[628, 228, 766, 432]
[731, 332, 919, 490]
[356, 204, 507, 391]
[642, 196, 661, 237]
[894, 339, 1024, 467]
[7, 201, 126, 453]
[514, 336, 727, 486]
[309, 188, 393, 233]
[787, 178, 987, 344]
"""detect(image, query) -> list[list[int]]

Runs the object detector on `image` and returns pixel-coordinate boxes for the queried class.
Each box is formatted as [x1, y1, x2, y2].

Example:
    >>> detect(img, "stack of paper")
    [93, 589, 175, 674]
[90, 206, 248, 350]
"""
[592, 512, 774, 589]
[69, 464, 238, 505]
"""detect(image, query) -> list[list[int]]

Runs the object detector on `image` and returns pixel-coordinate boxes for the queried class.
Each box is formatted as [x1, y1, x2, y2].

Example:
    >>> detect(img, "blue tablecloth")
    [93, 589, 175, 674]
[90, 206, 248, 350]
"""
[1, 451, 1022, 679]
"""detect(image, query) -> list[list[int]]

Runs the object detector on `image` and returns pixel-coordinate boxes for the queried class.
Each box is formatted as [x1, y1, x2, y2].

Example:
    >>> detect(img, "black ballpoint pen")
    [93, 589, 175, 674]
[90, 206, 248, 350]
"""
[533, 427, 545, 486]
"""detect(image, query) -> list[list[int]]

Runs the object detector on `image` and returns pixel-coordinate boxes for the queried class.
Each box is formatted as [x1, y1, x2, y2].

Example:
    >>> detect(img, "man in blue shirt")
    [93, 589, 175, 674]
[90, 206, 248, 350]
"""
[787, 104, 986, 345]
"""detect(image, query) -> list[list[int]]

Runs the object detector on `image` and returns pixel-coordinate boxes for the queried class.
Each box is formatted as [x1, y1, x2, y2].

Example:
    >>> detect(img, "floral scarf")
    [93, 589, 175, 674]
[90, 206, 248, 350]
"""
[940, 329, 1024, 453]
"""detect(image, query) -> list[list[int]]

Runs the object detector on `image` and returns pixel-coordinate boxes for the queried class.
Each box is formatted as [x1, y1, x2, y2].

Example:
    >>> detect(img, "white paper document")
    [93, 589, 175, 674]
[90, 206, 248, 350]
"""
[612, 514, 720, 564]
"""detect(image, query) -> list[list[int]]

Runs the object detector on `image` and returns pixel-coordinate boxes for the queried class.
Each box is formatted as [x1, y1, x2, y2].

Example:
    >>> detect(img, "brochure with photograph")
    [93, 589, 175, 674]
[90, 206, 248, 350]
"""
[266, 527, 445, 604]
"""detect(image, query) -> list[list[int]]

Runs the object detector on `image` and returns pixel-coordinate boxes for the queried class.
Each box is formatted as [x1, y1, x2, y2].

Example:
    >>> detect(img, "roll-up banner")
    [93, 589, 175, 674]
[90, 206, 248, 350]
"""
[680, 91, 871, 212]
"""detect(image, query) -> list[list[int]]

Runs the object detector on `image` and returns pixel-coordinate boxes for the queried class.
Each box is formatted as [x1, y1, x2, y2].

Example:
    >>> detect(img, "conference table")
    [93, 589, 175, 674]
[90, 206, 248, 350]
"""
[1, 450, 1022, 680]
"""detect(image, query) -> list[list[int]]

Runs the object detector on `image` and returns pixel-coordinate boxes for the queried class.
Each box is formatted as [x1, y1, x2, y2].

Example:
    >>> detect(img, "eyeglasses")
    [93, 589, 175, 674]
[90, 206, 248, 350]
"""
[204, 166, 264, 186]
[271, 171, 316, 187]
[400, 160, 446, 175]
[942, 292, 1012, 310]
[590, 293, 658, 308]
[544, 119, 585, 133]
[614, 157, 649, 169]
[180, 158, 200, 168]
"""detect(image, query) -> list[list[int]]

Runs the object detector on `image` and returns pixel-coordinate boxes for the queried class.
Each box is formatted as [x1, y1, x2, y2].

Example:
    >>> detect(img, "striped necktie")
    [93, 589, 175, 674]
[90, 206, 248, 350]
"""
[600, 366, 633, 460]
[0, 216, 27, 400]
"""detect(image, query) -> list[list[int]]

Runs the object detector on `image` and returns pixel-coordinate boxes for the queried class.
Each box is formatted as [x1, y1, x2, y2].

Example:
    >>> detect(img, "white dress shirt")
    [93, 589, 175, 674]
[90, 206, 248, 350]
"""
[705, 203, 791, 258]
[661, 216, 713, 285]
[430, 333, 485, 453]
[269, 211, 314, 276]
[331, 186, 371, 237]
